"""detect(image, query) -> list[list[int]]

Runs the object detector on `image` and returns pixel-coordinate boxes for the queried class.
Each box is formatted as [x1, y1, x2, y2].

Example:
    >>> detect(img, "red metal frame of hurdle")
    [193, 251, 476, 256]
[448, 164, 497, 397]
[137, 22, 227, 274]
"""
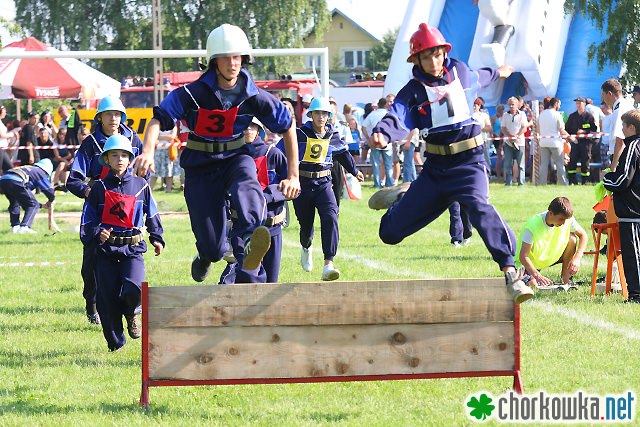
[139, 281, 523, 409]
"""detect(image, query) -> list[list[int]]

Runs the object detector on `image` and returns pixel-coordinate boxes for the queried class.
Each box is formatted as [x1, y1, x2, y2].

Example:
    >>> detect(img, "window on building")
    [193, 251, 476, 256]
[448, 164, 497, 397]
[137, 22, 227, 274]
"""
[342, 49, 370, 69]
[306, 55, 322, 69]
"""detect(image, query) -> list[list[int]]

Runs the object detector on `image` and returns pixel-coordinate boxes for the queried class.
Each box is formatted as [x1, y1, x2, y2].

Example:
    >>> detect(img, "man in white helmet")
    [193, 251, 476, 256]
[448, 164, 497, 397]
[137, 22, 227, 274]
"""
[134, 23, 300, 284]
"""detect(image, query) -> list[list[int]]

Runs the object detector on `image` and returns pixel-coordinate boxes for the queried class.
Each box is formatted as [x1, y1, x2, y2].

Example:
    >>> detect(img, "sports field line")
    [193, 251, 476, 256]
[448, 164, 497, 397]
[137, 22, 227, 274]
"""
[530, 300, 640, 340]
[282, 237, 435, 279]
[0, 261, 71, 267]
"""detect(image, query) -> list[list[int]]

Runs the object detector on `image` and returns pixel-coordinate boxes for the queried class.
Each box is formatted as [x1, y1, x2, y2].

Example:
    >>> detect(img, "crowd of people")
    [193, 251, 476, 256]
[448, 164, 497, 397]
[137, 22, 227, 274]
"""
[2, 22, 640, 351]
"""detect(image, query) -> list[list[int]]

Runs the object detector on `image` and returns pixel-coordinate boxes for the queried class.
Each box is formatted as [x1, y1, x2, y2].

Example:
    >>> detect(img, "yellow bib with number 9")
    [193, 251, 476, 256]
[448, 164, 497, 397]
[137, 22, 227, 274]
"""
[302, 137, 330, 163]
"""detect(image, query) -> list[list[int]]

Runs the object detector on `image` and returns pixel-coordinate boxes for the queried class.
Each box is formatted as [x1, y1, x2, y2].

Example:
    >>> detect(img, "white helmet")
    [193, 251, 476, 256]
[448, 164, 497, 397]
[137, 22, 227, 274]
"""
[206, 24, 252, 64]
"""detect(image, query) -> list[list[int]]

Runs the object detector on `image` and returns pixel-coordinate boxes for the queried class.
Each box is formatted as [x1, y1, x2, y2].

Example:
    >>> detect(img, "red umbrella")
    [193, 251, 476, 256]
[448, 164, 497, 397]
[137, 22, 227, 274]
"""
[0, 37, 120, 99]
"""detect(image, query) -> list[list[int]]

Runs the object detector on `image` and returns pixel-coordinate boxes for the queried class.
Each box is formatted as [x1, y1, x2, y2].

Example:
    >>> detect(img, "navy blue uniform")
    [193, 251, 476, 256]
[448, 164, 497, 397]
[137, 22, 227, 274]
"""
[67, 125, 143, 316]
[373, 58, 517, 268]
[0, 165, 54, 228]
[293, 122, 359, 261]
[80, 170, 163, 351]
[152, 68, 292, 282]
[220, 137, 289, 284]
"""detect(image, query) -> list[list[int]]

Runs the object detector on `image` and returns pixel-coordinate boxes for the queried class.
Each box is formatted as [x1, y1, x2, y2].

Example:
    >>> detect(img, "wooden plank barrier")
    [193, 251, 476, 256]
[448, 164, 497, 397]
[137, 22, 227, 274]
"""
[139, 278, 523, 408]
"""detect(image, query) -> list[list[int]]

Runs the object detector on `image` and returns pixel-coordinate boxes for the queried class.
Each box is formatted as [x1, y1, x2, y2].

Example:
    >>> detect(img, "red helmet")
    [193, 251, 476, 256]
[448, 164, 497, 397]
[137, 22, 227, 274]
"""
[407, 23, 452, 62]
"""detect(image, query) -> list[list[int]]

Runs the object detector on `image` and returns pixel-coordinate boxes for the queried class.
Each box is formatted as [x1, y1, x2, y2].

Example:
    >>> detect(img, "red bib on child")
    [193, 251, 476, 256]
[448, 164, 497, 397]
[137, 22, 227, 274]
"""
[102, 190, 136, 228]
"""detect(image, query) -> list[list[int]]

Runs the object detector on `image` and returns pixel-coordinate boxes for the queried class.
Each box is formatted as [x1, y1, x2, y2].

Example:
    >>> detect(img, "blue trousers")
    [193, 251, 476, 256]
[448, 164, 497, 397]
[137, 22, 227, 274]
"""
[95, 253, 144, 351]
[370, 147, 395, 187]
[379, 161, 516, 268]
[293, 178, 339, 261]
[81, 244, 97, 311]
[402, 144, 417, 183]
[449, 202, 473, 243]
[220, 230, 282, 284]
[0, 179, 39, 227]
[184, 154, 266, 282]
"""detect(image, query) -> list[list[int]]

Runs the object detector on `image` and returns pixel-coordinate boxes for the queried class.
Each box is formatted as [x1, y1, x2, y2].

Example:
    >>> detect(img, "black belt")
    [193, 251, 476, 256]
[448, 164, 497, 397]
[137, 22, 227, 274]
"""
[300, 169, 331, 178]
[107, 233, 143, 245]
[186, 136, 246, 153]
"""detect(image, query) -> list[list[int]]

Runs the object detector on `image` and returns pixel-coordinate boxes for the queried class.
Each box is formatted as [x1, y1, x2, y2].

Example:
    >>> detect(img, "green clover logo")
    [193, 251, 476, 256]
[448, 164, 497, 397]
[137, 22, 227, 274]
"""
[466, 393, 495, 421]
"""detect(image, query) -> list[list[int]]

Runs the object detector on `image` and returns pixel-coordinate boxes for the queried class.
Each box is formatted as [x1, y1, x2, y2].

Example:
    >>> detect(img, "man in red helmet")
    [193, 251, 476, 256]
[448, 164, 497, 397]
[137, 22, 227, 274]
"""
[368, 23, 534, 304]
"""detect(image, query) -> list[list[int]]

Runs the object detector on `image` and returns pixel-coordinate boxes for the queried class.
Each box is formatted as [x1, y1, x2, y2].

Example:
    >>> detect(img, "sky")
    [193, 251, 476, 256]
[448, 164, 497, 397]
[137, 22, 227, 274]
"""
[0, 0, 411, 46]
[325, 0, 411, 39]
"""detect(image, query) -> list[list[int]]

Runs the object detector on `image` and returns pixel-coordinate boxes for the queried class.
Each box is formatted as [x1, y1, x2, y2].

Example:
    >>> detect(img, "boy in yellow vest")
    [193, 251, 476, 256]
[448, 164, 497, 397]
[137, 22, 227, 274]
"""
[516, 197, 588, 289]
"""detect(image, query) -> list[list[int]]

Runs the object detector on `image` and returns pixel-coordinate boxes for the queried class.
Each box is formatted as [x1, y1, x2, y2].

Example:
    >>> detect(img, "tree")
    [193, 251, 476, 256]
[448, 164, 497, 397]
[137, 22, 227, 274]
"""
[366, 27, 398, 71]
[14, 0, 330, 80]
[564, 0, 640, 86]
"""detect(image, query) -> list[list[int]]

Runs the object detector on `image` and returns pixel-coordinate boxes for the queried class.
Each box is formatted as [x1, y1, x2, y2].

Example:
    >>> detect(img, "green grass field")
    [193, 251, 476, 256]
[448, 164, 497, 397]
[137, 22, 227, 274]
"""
[0, 182, 638, 426]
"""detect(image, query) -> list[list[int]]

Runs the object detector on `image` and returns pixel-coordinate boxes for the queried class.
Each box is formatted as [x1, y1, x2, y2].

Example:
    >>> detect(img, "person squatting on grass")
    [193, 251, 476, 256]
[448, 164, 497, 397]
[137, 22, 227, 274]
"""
[294, 97, 364, 281]
[219, 118, 290, 284]
[0, 158, 54, 234]
[367, 23, 534, 304]
[133, 24, 300, 284]
[515, 197, 588, 289]
[80, 135, 164, 352]
[67, 96, 144, 325]
[602, 109, 640, 304]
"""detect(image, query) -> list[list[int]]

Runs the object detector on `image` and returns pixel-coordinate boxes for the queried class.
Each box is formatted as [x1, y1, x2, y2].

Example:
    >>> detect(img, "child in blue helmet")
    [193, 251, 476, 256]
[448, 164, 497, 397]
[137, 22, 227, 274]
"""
[67, 95, 144, 324]
[0, 158, 55, 234]
[134, 24, 300, 284]
[220, 118, 290, 284]
[80, 134, 164, 352]
[294, 97, 364, 281]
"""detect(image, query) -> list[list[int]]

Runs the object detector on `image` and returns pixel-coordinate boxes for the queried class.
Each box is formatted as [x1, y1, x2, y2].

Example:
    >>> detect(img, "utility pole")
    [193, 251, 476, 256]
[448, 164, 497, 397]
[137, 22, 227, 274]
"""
[152, 0, 163, 105]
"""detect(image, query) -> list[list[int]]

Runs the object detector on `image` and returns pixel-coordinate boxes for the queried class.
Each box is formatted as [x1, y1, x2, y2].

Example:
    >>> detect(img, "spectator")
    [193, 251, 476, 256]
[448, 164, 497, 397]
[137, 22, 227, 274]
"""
[600, 101, 613, 172]
[491, 104, 505, 178]
[472, 97, 493, 170]
[51, 127, 73, 190]
[0, 105, 16, 173]
[363, 98, 394, 187]
[149, 126, 179, 192]
[632, 84, 640, 108]
[18, 111, 39, 166]
[537, 97, 569, 185]
[347, 115, 362, 157]
[601, 78, 634, 170]
[501, 96, 529, 186]
[38, 110, 58, 138]
[565, 96, 596, 185]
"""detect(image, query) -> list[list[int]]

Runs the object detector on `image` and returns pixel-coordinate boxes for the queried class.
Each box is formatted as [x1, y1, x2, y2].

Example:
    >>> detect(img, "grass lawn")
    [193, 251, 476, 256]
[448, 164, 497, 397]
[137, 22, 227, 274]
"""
[0, 181, 638, 426]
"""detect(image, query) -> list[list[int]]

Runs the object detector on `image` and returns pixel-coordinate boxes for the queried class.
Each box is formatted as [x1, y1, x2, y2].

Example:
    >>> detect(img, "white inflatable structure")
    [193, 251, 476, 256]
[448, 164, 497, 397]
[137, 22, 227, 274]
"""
[385, 0, 573, 106]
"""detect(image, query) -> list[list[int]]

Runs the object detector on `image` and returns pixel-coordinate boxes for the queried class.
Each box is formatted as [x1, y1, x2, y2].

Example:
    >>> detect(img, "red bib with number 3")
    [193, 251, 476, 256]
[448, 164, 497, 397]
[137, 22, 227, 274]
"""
[102, 190, 136, 228]
[194, 106, 238, 138]
[253, 155, 269, 190]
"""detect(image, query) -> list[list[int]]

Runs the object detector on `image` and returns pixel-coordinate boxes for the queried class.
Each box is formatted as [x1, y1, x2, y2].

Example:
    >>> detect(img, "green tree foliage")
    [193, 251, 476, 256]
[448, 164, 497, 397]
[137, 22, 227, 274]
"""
[14, 0, 330, 80]
[564, 0, 639, 86]
[366, 27, 398, 71]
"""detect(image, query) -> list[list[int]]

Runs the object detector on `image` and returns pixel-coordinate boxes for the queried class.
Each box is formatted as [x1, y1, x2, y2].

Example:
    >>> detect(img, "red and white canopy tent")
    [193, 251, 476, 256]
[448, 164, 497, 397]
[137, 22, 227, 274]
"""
[0, 37, 120, 100]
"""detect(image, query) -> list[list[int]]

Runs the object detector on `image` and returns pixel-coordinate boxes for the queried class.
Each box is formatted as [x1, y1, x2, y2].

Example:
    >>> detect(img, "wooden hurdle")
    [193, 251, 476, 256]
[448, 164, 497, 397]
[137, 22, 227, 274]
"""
[139, 278, 523, 409]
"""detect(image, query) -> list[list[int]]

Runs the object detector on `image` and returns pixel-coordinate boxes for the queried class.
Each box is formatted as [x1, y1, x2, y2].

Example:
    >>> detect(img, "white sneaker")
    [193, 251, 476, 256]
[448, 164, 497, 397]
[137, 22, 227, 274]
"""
[18, 226, 37, 234]
[11, 225, 20, 233]
[462, 237, 472, 246]
[301, 246, 313, 272]
[452, 241, 462, 248]
[322, 263, 340, 281]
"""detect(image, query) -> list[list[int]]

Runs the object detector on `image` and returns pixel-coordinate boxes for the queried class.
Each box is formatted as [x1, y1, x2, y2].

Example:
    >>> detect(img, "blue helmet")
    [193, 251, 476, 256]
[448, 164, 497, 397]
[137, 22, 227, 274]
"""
[306, 97, 333, 119]
[99, 134, 135, 166]
[95, 96, 127, 123]
[34, 158, 53, 177]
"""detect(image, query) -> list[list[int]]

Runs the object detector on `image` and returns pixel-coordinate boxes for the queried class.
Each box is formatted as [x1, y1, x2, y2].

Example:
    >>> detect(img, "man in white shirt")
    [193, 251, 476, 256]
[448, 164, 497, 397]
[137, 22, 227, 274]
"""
[599, 102, 613, 171]
[362, 98, 394, 187]
[0, 105, 15, 173]
[501, 96, 529, 186]
[601, 78, 634, 170]
[537, 98, 569, 185]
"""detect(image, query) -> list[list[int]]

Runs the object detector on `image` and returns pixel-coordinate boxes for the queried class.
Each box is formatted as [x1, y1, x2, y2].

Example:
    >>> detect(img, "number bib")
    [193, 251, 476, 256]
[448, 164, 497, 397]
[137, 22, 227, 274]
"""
[253, 155, 269, 190]
[194, 106, 238, 138]
[302, 137, 330, 164]
[420, 68, 470, 129]
[102, 190, 136, 228]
